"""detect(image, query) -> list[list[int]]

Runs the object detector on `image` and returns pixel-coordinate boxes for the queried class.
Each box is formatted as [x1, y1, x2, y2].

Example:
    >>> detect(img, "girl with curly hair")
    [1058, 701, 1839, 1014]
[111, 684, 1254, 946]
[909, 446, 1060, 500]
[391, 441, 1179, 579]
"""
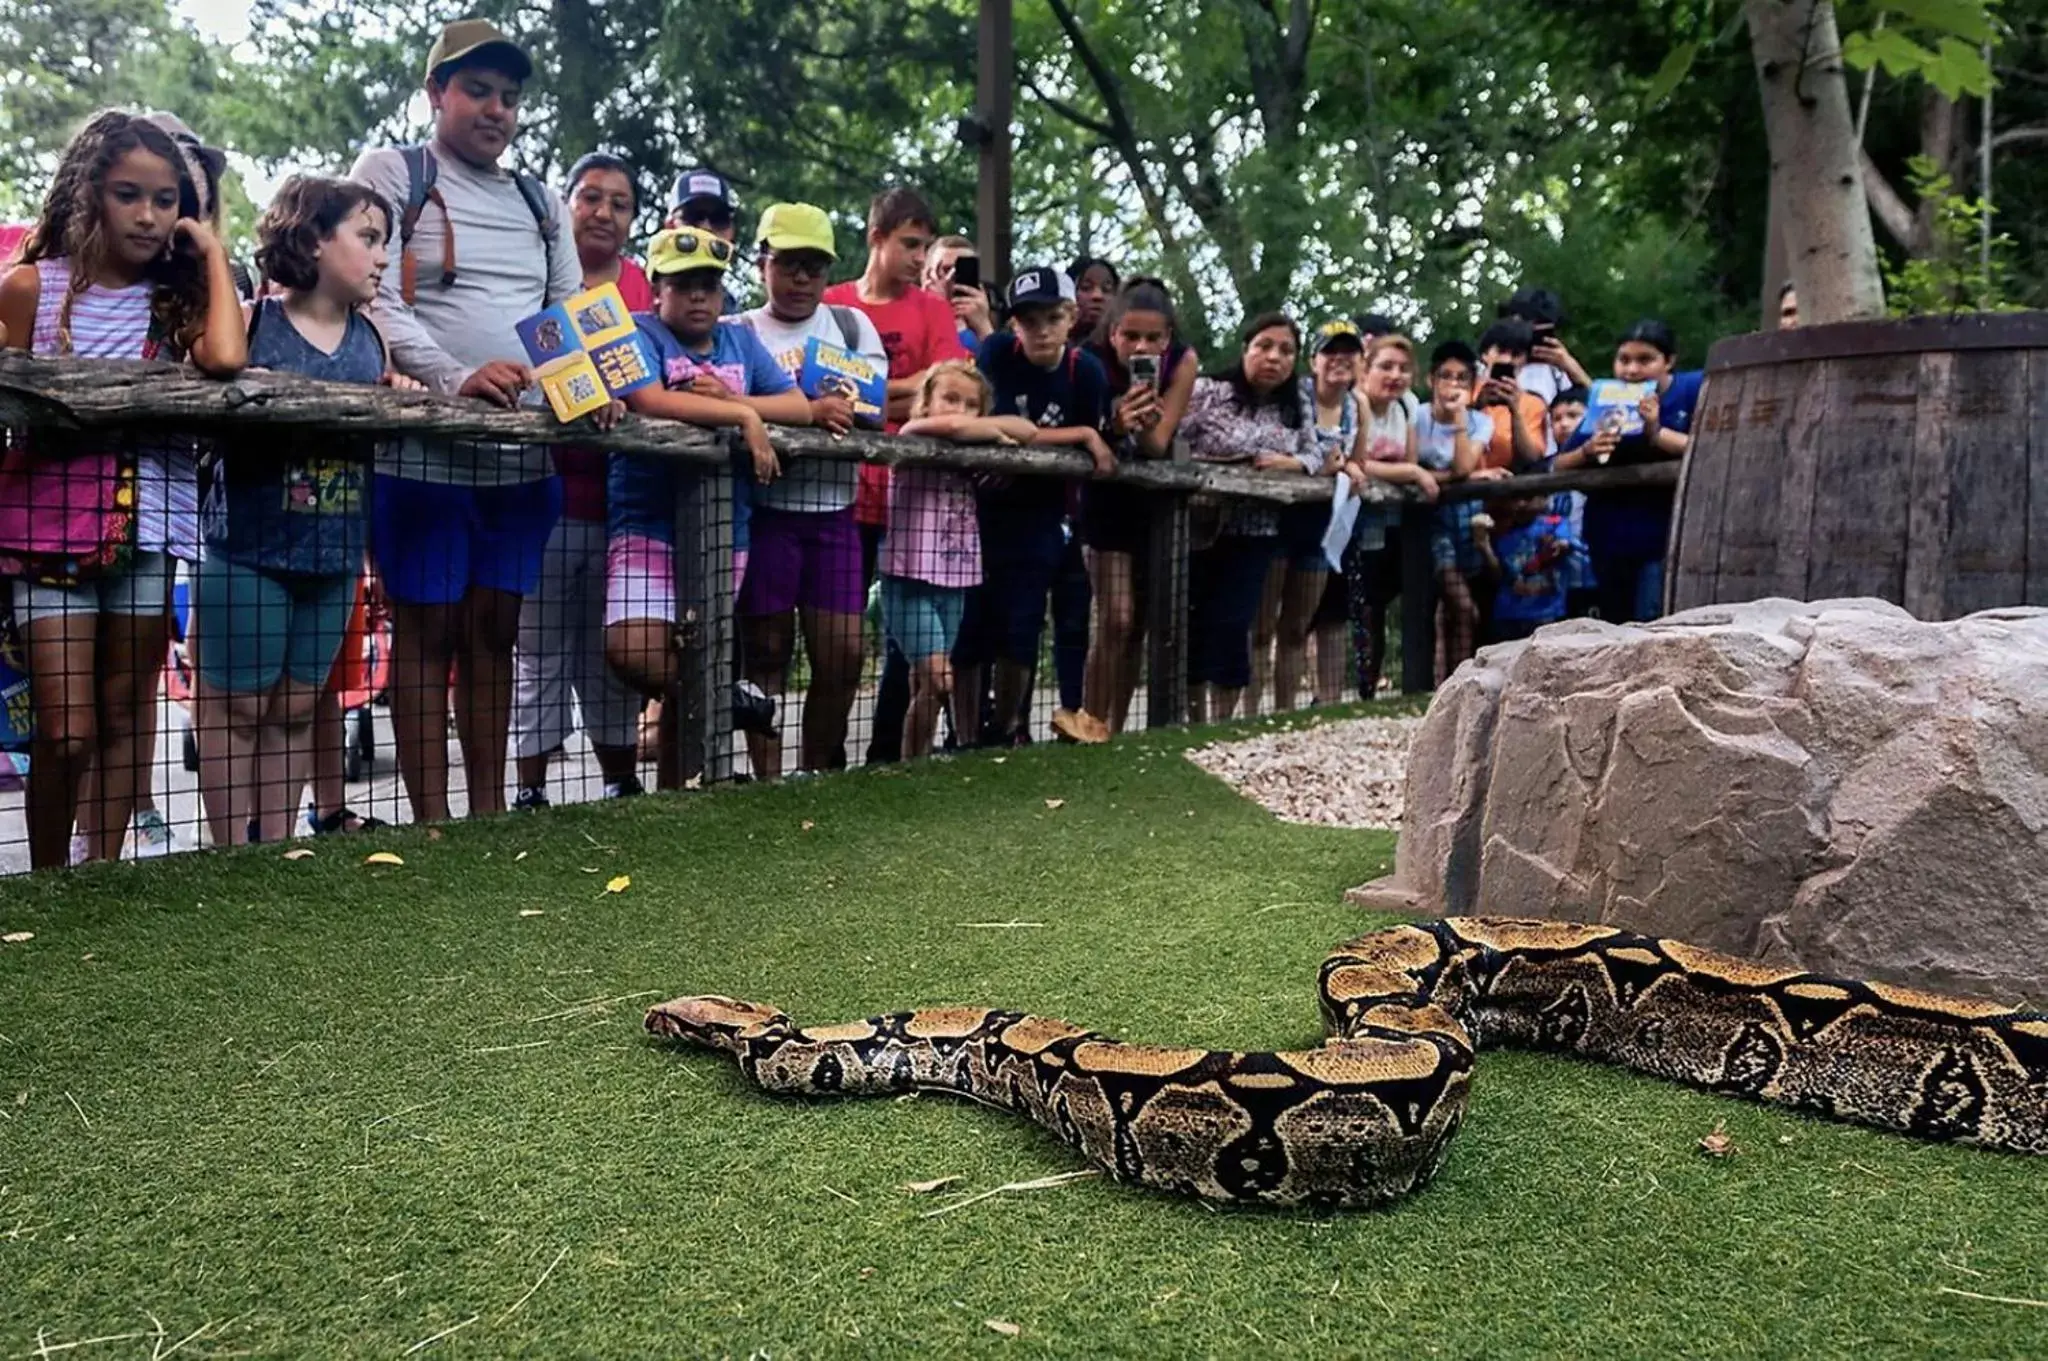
[0, 108, 246, 869]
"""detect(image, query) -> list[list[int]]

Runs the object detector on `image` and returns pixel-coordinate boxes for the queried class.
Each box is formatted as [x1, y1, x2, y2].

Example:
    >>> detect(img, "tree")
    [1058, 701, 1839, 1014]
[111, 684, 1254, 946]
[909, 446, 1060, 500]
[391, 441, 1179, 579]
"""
[1745, 0, 1887, 321]
[0, 0, 236, 216]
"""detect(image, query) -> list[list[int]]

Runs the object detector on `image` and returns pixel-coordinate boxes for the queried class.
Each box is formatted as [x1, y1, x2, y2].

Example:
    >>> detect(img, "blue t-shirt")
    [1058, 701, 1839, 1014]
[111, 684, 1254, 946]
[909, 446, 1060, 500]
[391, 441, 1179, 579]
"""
[609, 314, 794, 547]
[1572, 368, 1704, 562]
[1491, 512, 1592, 623]
[202, 298, 380, 575]
[975, 332, 1110, 517]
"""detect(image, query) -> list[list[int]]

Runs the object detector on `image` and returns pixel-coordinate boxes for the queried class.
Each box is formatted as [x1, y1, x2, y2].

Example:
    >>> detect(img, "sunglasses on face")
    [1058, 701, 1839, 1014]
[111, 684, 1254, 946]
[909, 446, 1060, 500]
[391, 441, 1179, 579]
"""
[681, 208, 736, 230]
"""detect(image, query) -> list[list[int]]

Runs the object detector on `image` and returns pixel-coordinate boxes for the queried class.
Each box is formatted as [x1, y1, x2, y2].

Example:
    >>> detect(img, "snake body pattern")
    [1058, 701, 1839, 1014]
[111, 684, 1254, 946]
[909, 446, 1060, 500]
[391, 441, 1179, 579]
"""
[645, 918, 2048, 1208]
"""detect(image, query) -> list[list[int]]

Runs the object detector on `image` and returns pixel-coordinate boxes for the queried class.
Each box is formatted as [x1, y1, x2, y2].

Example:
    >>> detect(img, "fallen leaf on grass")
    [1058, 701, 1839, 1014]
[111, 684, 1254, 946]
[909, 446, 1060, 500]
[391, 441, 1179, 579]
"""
[985, 1320, 1021, 1338]
[515, 851, 529, 862]
[2, 932, 32, 944]
[1697, 1126, 1736, 1158]
[857, 1266, 876, 1280]
[800, 820, 816, 832]
[900, 1176, 962, 1194]
[604, 875, 631, 894]
[281, 848, 315, 861]
[519, 910, 544, 918]
[1043, 798, 1065, 810]
[426, 828, 444, 842]
[992, 756, 1007, 764]
[363, 852, 405, 867]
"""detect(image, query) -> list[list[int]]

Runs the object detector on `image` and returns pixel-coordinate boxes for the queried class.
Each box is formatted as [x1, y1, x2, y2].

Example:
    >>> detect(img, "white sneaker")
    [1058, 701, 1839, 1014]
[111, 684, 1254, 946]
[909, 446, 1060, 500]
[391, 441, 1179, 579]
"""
[130, 808, 176, 859]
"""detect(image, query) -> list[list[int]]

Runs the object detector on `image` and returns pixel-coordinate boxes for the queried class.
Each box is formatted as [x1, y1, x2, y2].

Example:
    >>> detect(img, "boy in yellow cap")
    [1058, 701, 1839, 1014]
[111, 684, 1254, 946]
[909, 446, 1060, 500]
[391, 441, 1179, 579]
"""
[731, 202, 889, 779]
[604, 227, 813, 786]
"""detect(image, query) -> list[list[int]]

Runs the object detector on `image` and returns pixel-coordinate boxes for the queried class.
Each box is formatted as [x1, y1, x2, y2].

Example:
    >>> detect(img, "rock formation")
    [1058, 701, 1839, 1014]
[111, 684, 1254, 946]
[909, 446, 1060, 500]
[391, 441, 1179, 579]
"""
[1351, 599, 2048, 1003]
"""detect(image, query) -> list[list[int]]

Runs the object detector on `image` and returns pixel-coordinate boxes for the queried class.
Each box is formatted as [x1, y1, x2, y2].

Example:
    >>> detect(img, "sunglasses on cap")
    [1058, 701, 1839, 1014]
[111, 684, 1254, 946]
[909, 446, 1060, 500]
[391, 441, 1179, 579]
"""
[673, 232, 733, 261]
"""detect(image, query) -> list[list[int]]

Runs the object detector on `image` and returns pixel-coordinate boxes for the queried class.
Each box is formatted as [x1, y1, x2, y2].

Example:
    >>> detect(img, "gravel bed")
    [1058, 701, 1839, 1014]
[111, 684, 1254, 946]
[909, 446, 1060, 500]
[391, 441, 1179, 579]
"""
[1184, 715, 1423, 829]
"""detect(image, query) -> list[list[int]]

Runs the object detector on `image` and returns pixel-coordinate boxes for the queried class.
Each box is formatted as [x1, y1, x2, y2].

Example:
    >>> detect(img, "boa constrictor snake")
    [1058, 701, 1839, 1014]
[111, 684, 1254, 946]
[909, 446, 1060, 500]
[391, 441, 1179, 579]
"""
[645, 918, 2048, 1208]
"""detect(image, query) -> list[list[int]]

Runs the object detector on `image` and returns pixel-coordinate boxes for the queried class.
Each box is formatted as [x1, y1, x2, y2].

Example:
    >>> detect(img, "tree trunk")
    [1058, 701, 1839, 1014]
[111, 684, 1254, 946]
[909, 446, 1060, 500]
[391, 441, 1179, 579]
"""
[1744, 0, 1885, 322]
[550, 0, 604, 167]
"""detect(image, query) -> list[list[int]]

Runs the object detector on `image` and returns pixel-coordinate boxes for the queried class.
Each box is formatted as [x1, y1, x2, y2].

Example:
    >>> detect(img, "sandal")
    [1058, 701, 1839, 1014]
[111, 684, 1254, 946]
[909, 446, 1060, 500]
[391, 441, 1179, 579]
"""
[307, 806, 388, 835]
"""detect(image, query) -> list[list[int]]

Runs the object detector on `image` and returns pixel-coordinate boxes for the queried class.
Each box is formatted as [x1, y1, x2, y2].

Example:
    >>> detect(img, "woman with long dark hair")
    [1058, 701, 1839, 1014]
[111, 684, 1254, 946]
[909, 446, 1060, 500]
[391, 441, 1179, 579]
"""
[1179, 312, 1321, 723]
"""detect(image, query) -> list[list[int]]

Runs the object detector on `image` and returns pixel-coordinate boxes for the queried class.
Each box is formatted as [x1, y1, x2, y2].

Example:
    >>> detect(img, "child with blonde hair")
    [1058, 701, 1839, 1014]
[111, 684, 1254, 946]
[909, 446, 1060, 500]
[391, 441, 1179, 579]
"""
[888, 361, 1038, 759]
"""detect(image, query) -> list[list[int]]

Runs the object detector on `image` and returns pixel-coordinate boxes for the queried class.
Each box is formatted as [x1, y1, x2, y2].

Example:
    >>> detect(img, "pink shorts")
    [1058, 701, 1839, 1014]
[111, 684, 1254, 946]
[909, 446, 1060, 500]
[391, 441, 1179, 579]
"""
[605, 533, 675, 627]
[603, 536, 746, 627]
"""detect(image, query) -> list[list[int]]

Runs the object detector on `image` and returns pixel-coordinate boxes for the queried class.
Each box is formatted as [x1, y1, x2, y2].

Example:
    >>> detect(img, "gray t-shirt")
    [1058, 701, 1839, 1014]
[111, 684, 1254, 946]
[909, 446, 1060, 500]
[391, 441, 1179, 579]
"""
[738, 304, 887, 514]
[350, 144, 580, 485]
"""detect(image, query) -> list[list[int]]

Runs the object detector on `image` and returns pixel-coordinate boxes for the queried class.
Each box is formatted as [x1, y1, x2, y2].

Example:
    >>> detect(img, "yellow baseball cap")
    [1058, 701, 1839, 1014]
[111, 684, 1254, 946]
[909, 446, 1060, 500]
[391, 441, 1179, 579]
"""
[756, 203, 836, 261]
[426, 18, 533, 83]
[646, 227, 735, 278]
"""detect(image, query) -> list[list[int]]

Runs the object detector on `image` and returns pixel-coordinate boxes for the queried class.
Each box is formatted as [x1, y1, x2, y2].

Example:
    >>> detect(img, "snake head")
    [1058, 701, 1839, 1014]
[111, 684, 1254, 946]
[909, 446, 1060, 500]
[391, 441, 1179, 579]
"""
[645, 995, 792, 1053]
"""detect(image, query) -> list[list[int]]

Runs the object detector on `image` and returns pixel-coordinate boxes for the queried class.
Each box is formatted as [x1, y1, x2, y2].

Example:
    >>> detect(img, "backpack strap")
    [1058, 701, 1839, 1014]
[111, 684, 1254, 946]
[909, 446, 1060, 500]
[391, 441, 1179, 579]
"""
[396, 145, 559, 306]
[827, 305, 861, 353]
[396, 144, 448, 306]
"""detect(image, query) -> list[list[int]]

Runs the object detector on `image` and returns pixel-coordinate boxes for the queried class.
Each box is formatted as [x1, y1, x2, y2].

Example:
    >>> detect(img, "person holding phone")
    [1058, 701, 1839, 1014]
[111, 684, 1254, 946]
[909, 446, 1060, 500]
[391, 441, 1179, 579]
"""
[1064, 278, 1199, 740]
[1473, 319, 1549, 471]
[925, 234, 992, 348]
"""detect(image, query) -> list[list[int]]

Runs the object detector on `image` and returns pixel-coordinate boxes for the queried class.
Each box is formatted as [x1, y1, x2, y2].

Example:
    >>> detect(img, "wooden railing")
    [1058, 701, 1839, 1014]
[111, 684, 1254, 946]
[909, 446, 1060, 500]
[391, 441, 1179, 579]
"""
[0, 355, 1680, 765]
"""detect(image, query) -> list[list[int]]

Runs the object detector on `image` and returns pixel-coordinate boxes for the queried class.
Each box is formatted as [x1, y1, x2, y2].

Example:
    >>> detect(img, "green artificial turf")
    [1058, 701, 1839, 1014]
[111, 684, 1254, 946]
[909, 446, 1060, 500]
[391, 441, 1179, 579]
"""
[1, 707, 2043, 1358]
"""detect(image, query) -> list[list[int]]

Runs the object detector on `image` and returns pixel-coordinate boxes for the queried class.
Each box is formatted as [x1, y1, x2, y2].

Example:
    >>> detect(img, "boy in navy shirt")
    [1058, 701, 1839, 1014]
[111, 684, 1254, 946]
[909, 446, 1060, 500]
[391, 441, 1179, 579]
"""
[955, 266, 1114, 747]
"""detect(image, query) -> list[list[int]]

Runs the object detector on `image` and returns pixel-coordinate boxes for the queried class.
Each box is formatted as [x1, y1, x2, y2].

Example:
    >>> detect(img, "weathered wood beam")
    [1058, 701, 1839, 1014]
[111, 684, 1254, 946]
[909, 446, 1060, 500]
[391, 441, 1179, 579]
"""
[0, 354, 1681, 506]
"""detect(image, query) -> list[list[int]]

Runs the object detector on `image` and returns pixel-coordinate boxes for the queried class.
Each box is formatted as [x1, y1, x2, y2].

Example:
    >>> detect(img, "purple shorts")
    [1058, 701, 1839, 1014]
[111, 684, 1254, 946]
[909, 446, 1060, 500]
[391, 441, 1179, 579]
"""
[737, 506, 863, 618]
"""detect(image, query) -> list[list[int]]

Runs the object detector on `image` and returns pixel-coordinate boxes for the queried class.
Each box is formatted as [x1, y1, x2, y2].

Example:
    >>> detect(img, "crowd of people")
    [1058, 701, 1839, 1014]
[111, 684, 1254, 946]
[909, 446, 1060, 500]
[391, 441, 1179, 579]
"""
[0, 19, 1711, 870]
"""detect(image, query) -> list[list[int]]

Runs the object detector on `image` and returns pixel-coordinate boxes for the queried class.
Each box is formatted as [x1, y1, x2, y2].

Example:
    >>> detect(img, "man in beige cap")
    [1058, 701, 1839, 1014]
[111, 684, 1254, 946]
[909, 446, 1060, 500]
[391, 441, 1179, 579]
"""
[347, 19, 580, 825]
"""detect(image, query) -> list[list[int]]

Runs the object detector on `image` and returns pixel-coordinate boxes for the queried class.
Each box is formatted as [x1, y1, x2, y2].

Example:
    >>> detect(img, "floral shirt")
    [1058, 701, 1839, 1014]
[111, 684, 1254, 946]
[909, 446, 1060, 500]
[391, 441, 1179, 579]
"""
[1180, 377, 1323, 537]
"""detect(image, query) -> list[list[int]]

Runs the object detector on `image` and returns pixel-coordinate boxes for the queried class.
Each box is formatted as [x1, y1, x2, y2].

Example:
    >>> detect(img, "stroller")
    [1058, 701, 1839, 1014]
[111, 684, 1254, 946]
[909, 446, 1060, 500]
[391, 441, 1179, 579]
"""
[170, 570, 392, 782]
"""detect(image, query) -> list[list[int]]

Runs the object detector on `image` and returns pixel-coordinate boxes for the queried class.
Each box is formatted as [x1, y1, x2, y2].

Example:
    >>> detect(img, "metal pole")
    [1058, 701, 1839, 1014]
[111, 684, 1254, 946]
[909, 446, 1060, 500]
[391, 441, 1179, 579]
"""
[976, 0, 1014, 289]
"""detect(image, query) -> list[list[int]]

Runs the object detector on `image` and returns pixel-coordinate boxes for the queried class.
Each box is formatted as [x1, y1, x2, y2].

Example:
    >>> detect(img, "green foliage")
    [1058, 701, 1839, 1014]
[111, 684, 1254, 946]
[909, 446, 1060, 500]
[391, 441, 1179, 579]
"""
[1881, 153, 2021, 314]
[0, 0, 238, 216]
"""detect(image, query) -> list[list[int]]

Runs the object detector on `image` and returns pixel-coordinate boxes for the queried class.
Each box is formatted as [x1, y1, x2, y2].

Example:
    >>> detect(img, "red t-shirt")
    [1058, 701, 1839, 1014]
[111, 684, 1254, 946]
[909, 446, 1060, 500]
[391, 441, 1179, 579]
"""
[0, 224, 28, 266]
[555, 257, 657, 522]
[822, 281, 969, 525]
[615, 256, 654, 314]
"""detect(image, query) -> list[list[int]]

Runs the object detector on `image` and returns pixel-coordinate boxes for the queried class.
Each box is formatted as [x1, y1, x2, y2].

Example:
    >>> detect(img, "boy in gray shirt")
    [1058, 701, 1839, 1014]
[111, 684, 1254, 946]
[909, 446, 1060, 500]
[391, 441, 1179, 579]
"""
[348, 18, 580, 823]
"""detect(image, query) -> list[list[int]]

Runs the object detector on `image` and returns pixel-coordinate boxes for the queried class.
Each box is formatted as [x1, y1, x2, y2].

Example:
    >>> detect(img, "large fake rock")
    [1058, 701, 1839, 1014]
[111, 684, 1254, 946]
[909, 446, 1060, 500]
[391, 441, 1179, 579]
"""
[1351, 599, 2048, 1003]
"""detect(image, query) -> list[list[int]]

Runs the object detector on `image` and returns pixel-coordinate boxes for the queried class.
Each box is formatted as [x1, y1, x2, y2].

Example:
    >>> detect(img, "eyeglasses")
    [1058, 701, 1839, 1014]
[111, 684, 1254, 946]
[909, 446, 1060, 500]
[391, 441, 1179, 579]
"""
[765, 252, 829, 280]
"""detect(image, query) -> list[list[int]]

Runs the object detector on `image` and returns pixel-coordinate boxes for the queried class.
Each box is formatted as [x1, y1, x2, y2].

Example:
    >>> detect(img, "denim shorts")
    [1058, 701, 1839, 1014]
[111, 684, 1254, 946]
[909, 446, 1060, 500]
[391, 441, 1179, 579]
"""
[881, 574, 967, 662]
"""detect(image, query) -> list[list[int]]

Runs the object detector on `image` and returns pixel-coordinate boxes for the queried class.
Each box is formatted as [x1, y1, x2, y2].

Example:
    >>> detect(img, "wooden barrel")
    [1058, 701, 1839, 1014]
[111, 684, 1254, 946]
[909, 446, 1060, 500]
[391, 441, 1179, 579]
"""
[1668, 311, 2048, 619]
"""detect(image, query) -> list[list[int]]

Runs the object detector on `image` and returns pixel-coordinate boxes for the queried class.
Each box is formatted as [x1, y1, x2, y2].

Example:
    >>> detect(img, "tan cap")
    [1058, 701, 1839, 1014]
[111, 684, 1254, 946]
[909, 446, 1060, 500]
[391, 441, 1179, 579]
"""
[425, 18, 533, 83]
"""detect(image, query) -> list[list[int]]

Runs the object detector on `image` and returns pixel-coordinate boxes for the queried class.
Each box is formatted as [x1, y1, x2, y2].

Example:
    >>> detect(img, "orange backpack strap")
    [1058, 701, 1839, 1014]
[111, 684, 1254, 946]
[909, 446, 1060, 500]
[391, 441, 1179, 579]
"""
[396, 145, 455, 306]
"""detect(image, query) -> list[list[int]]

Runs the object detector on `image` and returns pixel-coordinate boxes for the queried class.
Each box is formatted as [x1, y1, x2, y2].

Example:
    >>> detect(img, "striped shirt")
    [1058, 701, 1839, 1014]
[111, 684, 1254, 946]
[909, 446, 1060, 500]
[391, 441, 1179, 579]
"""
[30, 257, 201, 559]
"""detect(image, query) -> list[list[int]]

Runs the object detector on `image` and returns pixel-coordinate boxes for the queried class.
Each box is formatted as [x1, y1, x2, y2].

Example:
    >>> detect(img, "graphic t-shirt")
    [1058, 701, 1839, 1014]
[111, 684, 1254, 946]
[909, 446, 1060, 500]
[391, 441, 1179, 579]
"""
[821, 281, 969, 524]
[881, 468, 980, 589]
[976, 333, 1110, 518]
[1491, 512, 1592, 623]
[738, 304, 888, 515]
[608, 315, 793, 546]
[204, 298, 382, 575]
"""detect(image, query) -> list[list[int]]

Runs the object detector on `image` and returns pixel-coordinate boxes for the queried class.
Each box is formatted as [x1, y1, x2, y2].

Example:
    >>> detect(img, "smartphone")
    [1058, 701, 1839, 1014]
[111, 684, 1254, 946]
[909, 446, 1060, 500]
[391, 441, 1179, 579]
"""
[1488, 362, 1516, 382]
[952, 254, 981, 292]
[1129, 353, 1161, 390]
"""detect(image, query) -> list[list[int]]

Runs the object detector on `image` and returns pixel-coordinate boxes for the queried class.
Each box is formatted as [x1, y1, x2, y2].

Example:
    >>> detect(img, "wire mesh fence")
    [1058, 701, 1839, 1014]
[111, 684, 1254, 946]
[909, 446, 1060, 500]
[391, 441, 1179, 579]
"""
[0, 354, 1673, 872]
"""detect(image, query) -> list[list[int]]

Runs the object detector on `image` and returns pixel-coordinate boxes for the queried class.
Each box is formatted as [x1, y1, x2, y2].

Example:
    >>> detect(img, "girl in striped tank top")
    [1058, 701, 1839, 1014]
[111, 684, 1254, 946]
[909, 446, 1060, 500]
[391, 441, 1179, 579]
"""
[0, 109, 247, 870]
